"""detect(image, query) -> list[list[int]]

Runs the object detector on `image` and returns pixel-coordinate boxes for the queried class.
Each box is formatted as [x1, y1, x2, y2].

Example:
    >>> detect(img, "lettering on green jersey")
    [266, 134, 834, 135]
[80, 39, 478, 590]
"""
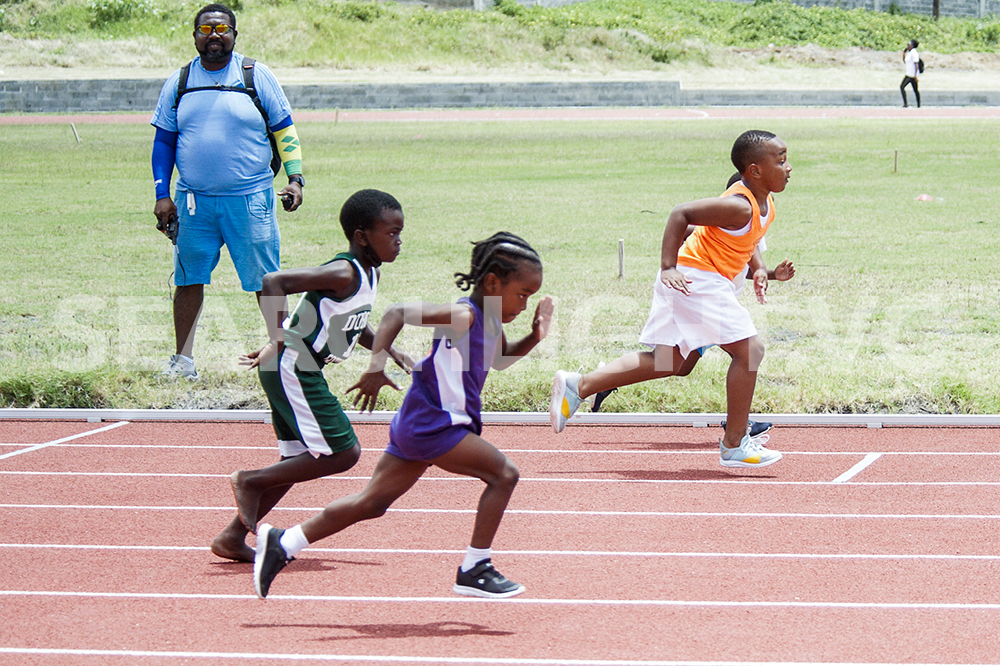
[341, 311, 370, 333]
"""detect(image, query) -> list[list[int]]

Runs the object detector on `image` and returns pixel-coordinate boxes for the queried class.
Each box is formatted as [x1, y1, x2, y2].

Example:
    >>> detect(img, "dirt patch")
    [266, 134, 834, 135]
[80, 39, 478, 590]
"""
[3, 42, 999, 91]
[734, 44, 1000, 72]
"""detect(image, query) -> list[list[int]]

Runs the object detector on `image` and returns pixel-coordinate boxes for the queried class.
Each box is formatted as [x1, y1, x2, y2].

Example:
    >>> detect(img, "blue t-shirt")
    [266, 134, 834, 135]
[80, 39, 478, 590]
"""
[150, 53, 292, 197]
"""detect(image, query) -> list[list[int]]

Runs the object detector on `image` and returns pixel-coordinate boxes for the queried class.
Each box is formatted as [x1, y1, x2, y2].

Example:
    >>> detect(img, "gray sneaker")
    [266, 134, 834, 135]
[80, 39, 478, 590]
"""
[163, 354, 199, 380]
[720, 433, 782, 468]
[549, 370, 583, 433]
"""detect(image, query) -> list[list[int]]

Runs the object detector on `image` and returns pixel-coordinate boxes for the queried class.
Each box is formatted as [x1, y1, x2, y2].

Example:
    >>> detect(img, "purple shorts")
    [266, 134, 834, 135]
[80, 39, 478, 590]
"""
[384, 424, 473, 462]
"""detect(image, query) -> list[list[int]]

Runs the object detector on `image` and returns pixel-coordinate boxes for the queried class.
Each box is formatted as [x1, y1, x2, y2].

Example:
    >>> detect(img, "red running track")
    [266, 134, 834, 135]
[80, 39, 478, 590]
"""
[1, 418, 999, 665]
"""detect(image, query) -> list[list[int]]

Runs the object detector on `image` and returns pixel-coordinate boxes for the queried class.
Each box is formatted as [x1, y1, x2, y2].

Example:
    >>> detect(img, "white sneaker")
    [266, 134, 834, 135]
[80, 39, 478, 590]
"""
[549, 370, 583, 433]
[720, 432, 782, 468]
[162, 354, 199, 380]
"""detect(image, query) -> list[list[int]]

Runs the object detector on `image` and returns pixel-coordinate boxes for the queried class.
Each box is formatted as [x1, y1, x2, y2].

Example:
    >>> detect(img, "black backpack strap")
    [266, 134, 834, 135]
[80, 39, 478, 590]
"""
[242, 57, 283, 176]
[241, 58, 269, 124]
[173, 62, 192, 110]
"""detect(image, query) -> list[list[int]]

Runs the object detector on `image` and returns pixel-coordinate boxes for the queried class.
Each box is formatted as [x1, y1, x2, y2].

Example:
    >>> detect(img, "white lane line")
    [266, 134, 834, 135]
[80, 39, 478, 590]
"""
[0, 648, 989, 666]
[3, 589, 1000, 610]
[832, 453, 883, 483]
[1, 543, 998, 561]
[0, 649, 992, 666]
[20, 443, 1000, 456]
[1, 470, 999, 486]
[0, 421, 130, 461]
[3, 504, 999, 520]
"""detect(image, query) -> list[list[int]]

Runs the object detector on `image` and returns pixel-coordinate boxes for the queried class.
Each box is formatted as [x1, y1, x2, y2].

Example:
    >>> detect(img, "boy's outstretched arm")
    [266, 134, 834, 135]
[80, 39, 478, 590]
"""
[348, 302, 475, 412]
[659, 197, 753, 295]
[240, 271, 291, 372]
[241, 262, 360, 371]
[771, 259, 795, 282]
[357, 324, 414, 375]
[748, 246, 769, 304]
[493, 295, 554, 370]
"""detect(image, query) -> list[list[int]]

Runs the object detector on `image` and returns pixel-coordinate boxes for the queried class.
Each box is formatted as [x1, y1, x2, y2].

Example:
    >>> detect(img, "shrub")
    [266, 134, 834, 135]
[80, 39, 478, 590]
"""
[89, 0, 157, 27]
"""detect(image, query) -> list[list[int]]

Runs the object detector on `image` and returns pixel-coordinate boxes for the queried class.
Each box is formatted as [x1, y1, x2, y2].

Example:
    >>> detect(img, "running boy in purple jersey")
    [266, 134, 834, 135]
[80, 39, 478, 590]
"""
[253, 232, 554, 599]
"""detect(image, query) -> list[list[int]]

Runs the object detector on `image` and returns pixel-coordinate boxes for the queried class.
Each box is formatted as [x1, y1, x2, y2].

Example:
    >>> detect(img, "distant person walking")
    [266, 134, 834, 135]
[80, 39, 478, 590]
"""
[900, 39, 921, 108]
[150, 3, 305, 380]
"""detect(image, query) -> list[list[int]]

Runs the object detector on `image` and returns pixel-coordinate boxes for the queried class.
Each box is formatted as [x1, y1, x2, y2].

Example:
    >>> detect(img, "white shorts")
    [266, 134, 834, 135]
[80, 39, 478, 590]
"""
[637, 265, 757, 359]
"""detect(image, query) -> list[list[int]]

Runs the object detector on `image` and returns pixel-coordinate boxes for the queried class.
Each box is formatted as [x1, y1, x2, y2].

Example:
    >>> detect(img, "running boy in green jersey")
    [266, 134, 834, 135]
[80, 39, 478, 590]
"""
[211, 189, 411, 562]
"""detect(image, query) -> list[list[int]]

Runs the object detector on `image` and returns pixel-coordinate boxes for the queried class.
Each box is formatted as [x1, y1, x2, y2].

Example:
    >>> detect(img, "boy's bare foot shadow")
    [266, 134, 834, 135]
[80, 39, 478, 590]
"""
[243, 621, 514, 640]
[611, 468, 755, 481]
[206, 560, 252, 576]
[545, 468, 775, 480]
[586, 440, 719, 452]
[207, 557, 383, 577]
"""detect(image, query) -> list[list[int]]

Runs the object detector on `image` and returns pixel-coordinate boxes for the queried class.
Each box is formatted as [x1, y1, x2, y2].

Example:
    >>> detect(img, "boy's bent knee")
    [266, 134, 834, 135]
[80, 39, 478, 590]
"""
[341, 443, 362, 468]
[317, 443, 361, 475]
[359, 500, 391, 520]
[497, 459, 519, 489]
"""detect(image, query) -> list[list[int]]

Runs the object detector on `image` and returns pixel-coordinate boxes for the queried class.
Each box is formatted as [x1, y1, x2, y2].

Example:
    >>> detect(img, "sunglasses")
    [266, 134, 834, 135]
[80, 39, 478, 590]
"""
[196, 24, 234, 35]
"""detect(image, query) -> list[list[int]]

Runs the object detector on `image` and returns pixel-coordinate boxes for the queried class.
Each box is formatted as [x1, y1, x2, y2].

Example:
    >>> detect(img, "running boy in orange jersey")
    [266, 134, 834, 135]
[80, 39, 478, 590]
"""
[551, 130, 791, 468]
[590, 169, 796, 440]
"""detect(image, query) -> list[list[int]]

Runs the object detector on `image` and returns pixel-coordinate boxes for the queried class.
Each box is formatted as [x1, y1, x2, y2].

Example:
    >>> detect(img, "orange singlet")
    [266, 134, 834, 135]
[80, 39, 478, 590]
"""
[676, 181, 774, 280]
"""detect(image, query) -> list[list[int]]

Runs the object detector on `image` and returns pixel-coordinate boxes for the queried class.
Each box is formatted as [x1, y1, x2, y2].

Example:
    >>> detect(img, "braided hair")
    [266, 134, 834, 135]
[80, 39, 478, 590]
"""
[454, 232, 542, 292]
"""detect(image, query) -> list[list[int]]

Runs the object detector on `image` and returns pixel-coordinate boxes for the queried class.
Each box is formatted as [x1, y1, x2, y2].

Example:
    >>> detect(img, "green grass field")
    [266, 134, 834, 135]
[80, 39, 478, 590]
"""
[3, 0, 1000, 73]
[1, 116, 998, 413]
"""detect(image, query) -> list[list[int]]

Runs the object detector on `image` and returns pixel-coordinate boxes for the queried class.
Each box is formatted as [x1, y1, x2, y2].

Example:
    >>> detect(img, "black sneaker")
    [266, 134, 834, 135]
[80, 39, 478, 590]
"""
[591, 388, 617, 412]
[453, 559, 525, 599]
[254, 523, 294, 599]
[721, 419, 773, 437]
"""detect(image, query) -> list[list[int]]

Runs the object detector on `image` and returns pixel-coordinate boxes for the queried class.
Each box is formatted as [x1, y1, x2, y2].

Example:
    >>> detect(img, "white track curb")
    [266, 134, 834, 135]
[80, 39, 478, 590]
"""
[1, 408, 998, 428]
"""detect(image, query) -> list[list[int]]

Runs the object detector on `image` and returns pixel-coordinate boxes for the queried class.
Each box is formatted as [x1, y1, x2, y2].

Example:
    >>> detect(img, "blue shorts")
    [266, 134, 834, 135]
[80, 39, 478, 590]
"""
[173, 189, 280, 292]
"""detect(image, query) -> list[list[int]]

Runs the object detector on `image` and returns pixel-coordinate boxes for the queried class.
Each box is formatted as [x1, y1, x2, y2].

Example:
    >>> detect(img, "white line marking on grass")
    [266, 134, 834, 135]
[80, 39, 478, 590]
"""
[0, 421, 130, 460]
[4, 504, 999, 520]
[2, 543, 998, 561]
[0, 649, 993, 666]
[2, 470, 999, 486]
[3, 589, 1000, 611]
[832, 453, 883, 483]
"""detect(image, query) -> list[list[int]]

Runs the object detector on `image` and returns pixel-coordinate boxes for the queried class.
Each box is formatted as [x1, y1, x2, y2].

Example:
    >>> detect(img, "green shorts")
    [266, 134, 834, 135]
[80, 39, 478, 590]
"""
[258, 348, 358, 458]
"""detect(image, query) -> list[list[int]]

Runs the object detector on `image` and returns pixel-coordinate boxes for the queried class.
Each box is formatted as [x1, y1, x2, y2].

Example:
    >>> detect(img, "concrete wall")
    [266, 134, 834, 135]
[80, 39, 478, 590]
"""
[3, 77, 999, 114]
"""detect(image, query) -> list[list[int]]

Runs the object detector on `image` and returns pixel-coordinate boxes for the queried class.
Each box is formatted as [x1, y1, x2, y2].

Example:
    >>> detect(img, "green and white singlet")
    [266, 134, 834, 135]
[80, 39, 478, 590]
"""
[261, 252, 377, 458]
[284, 252, 377, 369]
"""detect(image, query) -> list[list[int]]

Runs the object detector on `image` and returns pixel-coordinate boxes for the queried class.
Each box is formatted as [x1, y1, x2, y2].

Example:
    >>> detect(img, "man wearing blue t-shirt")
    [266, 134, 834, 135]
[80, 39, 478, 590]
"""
[151, 3, 304, 380]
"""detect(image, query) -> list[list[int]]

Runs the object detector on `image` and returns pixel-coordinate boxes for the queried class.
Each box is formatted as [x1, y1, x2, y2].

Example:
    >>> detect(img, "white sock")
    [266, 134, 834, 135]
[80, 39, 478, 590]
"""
[461, 546, 491, 572]
[278, 525, 310, 558]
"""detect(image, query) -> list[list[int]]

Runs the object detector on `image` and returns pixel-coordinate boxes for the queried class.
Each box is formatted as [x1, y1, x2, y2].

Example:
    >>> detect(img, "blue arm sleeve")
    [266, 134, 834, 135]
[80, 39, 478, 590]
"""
[152, 128, 178, 200]
[270, 115, 293, 132]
